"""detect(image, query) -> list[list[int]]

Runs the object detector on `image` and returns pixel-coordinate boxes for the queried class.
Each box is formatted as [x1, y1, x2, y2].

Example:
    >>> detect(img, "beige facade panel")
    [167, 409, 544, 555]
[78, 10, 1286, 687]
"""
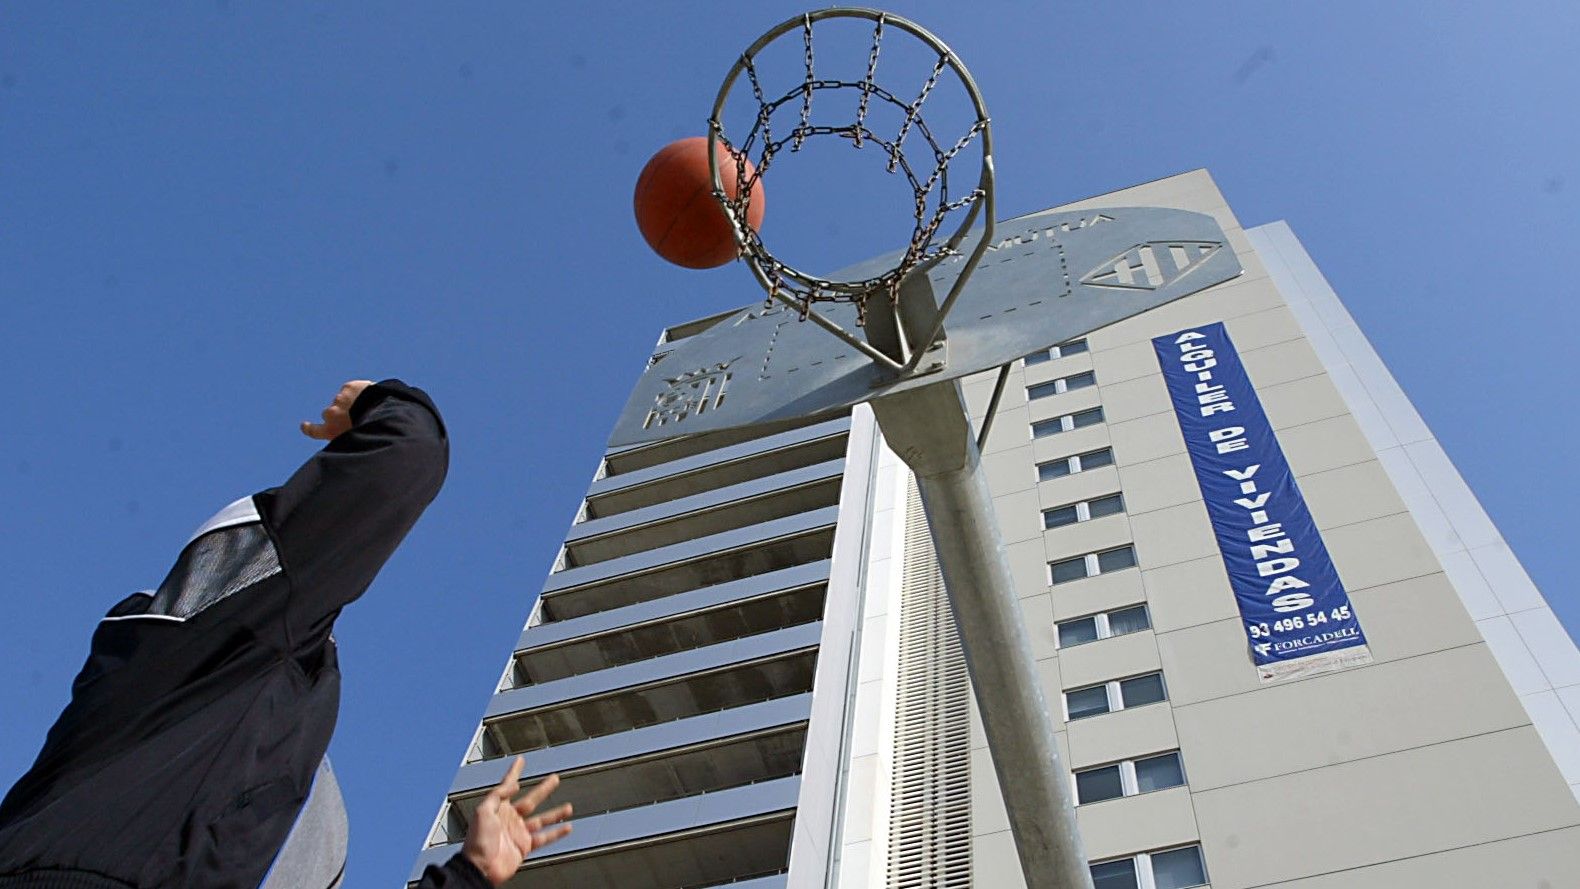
[1139, 555, 1238, 632]
[1006, 537, 1055, 599]
[1050, 569, 1149, 623]
[1025, 353, 1096, 388]
[1095, 374, 1175, 426]
[1042, 514, 1135, 565]
[1026, 391, 1104, 429]
[1159, 573, 1487, 707]
[1057, 628, 1162, 691]
[1037, 465, 1126, 510]
[1249, 825, 1580, 889]
[1174, 644, 1536, 792]
[981, 403, 1032, 455]
[1192, 728, 1580, 888]
[1091, 275, 1280, 354]
[1275, 412, 1379, 477]
[1237, 334, 1326, 390]
[1322, 511, 1443, 593]
[1066, 702, 1179, 770]
[1020, 592, 1058, 661]
[1092, 338, 1175, 388]
[1129, 500, 1218, 570]
[1298, 459, 1410, 531]
[992, 487, 1046, 545]
[982, 445, 1037, 497]
[1344, 572, 1483, 663]
[1114, 452, 1199, 516]
[1257, 372, 1351, 431]
[970, 830, 1025, 889]
[1075, 786, 1200, 865]
[1107, 410, 1186, 467]
[969, 745, 1011, 836]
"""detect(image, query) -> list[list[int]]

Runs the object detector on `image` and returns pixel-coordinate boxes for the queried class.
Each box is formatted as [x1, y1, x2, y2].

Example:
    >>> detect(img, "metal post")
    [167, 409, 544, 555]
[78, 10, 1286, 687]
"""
[871, 381, 1094, 889]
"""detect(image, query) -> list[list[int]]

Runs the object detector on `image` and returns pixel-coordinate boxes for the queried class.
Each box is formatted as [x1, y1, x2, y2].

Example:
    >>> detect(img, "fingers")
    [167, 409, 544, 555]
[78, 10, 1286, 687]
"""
[515, 772, 560, 813]
[299, 380, 373, 441]
[523, 802, 572, 828]
[532, 823, 573, 850]
[491, 757, 525, 804]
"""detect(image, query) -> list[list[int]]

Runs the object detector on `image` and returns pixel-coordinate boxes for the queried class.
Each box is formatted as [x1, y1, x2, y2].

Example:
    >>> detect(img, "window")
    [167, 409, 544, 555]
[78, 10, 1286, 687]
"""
[1090, 858, 1137, 889]
[1119, 672, 1167, 707]
[1022, 338, 1089, 366]
[1042, 504, 1080, 529]
[1063, 671, 1168, 721]
[1048, 544, 1138, 585]
[1089, 846, 1207, 889]
[1150, 846, 1209, 889]
[1037, 446, 1114, 482]
[1056, 604, 1150, 649]
[1074, 751, 1186, 804]
[1134, 751, 1187, 793]
[1098, 545, 1138, 573]
[1032, 406, 1104, 439]
[1075, 764, 1124, 804]
[1027, 370, 1098, 401]
[1043, 492, 1125, 529]
[1064, 684, 1111, 720]
[1106, 604, 1150, 636]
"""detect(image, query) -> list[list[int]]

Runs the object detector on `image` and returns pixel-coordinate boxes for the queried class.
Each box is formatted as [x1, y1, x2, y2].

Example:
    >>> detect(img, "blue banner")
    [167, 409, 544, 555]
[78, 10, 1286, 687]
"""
[1153, 322, 1370, 682]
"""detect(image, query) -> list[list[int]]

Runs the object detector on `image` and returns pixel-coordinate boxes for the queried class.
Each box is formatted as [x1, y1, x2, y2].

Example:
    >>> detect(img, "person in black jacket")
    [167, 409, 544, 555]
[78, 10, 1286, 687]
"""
[0, 380, 571, 889]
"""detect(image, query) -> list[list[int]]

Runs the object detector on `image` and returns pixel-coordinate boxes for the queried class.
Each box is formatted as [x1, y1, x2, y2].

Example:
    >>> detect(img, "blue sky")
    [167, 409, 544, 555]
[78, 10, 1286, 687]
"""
[2, 3, 1576, 885]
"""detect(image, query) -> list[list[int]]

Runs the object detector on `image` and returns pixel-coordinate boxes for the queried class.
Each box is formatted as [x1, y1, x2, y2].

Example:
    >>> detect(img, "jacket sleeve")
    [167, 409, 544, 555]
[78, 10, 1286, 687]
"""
[253, 379, 449, 643]
[411, 854, 494, 889]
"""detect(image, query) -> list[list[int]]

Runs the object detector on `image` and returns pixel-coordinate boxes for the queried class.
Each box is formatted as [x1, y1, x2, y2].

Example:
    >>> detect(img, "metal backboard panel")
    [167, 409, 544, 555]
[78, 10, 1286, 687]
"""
[610, 206, 1242, 447]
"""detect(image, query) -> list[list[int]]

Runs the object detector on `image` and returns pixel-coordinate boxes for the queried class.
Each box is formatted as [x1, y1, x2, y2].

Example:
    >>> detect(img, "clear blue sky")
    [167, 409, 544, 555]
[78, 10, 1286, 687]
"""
[2, 3, 1576, 886]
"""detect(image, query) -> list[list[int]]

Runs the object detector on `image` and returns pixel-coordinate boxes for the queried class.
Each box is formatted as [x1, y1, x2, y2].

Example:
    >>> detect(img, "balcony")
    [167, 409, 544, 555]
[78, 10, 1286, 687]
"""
[411, 781, 798, 889]
[436, 723, 808, 843]
[563, 462, 843, 568]
[477, 644, 819, 759]
[540, 509, 838, 622]
[604, 411, 848, 477]
[450, 695, 813, 798]
[509, 582, 828, 687]
[586, 422, 849, 519]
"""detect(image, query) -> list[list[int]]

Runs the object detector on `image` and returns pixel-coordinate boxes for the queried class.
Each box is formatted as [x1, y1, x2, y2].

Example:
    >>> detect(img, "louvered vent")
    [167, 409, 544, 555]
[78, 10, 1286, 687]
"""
[885, 477, 973, 888]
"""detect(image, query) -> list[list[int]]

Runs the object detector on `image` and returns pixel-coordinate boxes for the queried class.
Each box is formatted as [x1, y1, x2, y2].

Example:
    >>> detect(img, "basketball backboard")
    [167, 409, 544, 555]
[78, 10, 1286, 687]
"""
[610, 204, 1243, 447]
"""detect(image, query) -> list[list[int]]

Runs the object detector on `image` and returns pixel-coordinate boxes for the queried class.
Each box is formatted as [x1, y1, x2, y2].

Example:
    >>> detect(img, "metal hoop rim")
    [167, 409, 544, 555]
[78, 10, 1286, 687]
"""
[707, 6, 997, 355]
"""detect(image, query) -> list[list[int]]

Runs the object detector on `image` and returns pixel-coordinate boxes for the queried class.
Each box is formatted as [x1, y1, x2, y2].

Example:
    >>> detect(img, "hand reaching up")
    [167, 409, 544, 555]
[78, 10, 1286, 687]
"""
[462, 757, 574, 885]
[300, 380, 375, 441]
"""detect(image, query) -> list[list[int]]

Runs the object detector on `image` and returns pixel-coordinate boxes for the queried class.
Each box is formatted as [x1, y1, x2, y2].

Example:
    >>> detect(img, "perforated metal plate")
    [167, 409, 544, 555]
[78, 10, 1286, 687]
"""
[610, 206, 1243, 447]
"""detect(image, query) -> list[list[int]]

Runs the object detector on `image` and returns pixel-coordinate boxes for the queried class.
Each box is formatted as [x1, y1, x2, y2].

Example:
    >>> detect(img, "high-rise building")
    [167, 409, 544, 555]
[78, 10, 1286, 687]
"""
[409, 171, 1580, 888]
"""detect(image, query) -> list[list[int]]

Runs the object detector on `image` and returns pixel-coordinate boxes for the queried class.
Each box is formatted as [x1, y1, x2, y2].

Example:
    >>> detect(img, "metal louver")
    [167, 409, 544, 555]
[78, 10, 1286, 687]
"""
[885, 477, 974, 888]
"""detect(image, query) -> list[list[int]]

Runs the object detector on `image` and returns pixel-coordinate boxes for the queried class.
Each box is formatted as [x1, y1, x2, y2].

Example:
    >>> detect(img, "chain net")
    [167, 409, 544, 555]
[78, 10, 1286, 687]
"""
[711, 13, 989, 324]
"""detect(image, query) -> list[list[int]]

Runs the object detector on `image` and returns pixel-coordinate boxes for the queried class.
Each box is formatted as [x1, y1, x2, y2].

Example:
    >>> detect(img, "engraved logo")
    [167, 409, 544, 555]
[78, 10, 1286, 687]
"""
[1081, 241, 1221, 291]
[643, 359, 738, 429]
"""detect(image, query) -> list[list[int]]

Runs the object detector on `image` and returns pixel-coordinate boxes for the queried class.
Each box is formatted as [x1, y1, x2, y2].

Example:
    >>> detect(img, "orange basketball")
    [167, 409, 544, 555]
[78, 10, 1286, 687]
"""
[633, 137, 765, 269]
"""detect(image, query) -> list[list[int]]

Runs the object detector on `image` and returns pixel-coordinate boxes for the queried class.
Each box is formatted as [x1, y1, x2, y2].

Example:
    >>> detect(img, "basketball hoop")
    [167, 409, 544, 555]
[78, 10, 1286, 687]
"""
[708, 8, 995, 375]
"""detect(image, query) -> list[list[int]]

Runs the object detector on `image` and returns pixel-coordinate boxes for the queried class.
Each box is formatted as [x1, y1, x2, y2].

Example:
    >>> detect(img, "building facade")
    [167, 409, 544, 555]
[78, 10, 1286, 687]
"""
[410, 171, 1580, 888]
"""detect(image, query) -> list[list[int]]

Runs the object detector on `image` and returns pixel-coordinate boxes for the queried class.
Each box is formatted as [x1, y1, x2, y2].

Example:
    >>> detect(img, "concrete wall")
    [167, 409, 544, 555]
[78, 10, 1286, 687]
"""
[928, 170, 1579, 888]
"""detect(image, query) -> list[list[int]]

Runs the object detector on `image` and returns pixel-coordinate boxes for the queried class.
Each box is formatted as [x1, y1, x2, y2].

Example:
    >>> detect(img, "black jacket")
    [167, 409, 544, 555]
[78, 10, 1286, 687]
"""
[0, 381, 483, 889]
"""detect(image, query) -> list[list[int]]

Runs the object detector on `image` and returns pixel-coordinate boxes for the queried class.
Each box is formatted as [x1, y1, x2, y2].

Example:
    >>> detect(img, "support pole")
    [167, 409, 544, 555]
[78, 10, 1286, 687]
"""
[871, 381, 1093, 889]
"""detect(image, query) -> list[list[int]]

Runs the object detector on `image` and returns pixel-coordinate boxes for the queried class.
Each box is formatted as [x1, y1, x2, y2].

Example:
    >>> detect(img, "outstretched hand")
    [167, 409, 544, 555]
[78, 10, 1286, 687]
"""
[300, 380, 375, 441]
[463, 757, 574, 885]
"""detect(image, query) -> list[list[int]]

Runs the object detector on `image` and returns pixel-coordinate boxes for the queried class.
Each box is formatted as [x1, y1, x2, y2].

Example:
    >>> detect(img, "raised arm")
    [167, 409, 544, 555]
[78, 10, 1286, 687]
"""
[255, 379, 449, 643]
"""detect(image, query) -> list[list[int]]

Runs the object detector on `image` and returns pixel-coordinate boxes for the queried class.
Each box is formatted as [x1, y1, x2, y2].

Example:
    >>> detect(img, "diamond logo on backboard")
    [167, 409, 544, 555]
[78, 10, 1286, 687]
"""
[1081, 241, 1222, 291]
[643, 359, 738, 429]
